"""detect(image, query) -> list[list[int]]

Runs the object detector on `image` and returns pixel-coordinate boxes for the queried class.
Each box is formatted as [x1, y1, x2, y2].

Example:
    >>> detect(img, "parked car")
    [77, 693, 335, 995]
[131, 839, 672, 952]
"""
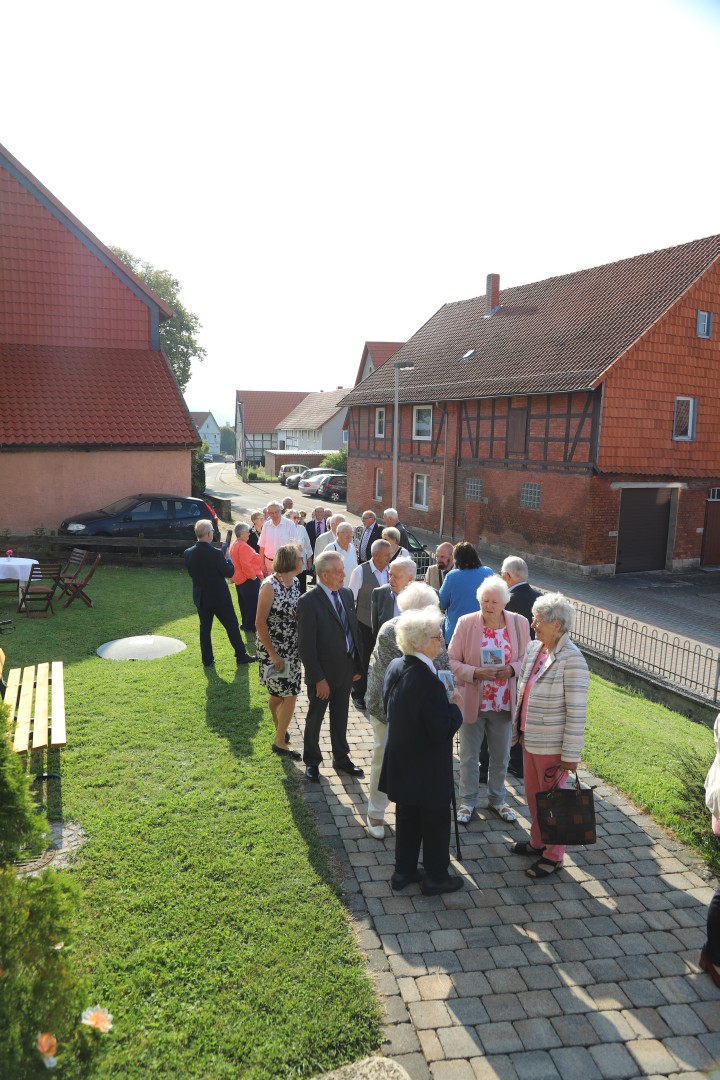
[316, 474, 347, 503]
[297, 472, 344, 496]
[58, 494, 220, 543]
[286, 466, 333, 491]
[203, 452, 213, 463]
[404, 529, 432, 574]
[278, 463, 305, 485]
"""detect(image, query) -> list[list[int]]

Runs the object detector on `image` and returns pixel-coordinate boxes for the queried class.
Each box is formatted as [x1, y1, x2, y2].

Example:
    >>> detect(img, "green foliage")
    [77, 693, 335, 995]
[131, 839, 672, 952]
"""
[320, 447, 347, 473]
[0, 702, 48, 865]
[2, 567, 382, 1077]
[220, 424, 235, 455]
[191, 449, 206, 497]
[0, 703, 93, 1076]
[110, 247, 206, 392]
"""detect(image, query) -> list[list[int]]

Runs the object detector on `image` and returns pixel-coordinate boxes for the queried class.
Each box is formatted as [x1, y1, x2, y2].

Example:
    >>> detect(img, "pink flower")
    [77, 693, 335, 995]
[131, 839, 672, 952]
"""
[5, 549, 13, 557]
[81, 1006, 113, 1032]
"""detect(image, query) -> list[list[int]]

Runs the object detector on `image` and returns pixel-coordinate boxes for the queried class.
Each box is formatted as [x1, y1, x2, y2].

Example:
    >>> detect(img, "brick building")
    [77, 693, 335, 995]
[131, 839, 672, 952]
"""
[0, 142, 199, 533]
[341, 237, 720, 574]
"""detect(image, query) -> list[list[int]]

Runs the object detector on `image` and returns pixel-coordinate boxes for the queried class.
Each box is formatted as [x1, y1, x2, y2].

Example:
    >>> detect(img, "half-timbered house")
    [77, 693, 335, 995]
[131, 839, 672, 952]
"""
[341, 237, 720, 574]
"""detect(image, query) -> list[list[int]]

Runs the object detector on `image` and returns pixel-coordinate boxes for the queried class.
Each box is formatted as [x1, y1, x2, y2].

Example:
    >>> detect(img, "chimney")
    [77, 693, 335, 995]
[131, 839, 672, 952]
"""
[485, 273, 500, 316]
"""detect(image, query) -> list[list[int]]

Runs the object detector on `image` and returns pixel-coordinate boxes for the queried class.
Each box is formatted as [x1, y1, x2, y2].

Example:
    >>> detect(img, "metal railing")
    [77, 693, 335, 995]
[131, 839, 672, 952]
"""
[573, 603, 720, 705]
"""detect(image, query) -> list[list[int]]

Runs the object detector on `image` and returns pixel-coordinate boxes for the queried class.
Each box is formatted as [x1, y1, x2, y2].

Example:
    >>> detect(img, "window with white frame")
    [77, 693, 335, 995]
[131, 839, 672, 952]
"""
[374, 467, 383, 500]
[709, 488, 720, 501]
[375, 407, 386, 438]
[412, 473, 429, 510]
[466, 477, 483, 501]
[520, 482, 541, 509]
[673, 396, 697, 441]
[697, 310, 713, 339]
[412, 406, 432, 441]
[342, 429, 348, 444]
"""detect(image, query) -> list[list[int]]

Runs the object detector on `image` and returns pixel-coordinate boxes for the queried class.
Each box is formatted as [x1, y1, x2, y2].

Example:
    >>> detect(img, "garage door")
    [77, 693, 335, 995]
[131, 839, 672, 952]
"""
[615, 488, 672, 574]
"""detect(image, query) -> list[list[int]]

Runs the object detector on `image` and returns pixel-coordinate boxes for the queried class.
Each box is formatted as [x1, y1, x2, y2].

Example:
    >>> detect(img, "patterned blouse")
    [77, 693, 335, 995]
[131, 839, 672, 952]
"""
[480, 625, 511, 713]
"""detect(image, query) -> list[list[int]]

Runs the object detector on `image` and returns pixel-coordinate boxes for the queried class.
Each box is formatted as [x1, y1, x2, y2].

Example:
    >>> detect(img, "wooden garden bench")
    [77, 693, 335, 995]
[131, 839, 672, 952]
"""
[0, 649, 66, 754]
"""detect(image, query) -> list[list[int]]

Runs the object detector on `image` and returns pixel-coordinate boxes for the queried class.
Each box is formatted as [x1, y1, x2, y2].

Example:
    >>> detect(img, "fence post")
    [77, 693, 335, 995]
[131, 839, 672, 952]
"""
[713, 655, 720, 706]
[611, 615, 619, 660]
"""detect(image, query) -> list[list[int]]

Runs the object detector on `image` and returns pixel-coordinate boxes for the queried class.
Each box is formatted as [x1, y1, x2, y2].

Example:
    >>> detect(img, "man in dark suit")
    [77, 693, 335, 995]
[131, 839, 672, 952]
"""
[304, 505, 328, 549]
[297, 549, 365, 782]
[355, 510, 384, 563]
[370, 557, 417, 641]
[480, 555, 542, 781]
[184, 519, 257, 668]
[383, 508, 409, 551]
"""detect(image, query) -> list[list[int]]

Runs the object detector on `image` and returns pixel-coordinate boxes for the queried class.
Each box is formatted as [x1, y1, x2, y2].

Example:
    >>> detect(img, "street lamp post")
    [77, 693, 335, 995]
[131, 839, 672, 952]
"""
[391, 360, 415, 508]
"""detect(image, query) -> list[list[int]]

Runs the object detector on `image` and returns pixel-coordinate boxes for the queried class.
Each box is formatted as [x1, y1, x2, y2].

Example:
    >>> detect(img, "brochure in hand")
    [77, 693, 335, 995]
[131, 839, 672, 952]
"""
[264, 658, 292, 680]
[438, 670, 455, 701]
[481, 647, 504, 667]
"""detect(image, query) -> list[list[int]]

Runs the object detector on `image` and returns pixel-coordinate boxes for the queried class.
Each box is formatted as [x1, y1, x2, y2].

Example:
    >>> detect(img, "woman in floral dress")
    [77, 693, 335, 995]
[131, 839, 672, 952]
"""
[255, 543, 304, 759]
[448, 575, 531, 824]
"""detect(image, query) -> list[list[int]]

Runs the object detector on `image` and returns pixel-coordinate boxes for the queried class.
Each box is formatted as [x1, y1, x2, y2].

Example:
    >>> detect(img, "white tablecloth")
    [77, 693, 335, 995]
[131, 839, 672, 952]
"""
[0, 557, 38, 585]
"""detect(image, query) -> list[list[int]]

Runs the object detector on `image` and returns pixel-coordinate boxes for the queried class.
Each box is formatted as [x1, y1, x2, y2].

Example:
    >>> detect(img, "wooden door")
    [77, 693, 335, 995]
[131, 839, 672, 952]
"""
[702, 499, 720, 566]
[615, 488, 672, 574]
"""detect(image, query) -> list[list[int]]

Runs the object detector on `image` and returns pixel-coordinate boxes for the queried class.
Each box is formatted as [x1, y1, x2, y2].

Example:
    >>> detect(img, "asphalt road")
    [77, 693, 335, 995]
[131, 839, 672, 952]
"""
[204, 463, 362, 528]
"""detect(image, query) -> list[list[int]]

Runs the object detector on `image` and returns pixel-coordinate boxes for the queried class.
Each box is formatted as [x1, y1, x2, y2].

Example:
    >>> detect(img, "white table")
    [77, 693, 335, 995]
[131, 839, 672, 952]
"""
[0, 557, 39, 608]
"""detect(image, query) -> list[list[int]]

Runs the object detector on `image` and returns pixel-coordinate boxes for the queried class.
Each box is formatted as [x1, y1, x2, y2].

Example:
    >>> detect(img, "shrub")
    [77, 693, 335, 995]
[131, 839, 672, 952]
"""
[320, 447, 347, 473]
[0, 702, 95, 1076]
[191, 449, 206, 497]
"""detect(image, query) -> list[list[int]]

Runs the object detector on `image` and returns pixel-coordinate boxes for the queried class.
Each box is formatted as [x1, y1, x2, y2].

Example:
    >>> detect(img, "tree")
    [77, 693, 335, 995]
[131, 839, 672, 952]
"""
[220, 424, 235, 455]
[110, 247, 206, 392]
[320, 447, 347, 473]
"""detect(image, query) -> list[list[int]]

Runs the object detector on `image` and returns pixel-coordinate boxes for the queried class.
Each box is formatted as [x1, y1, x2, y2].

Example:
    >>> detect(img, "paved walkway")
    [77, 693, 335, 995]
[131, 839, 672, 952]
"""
[288, 695, 720, 1080]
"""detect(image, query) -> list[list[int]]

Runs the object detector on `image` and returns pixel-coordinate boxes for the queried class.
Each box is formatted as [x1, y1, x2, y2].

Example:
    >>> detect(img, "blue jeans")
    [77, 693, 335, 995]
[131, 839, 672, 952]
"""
[459, 710, 512, 809]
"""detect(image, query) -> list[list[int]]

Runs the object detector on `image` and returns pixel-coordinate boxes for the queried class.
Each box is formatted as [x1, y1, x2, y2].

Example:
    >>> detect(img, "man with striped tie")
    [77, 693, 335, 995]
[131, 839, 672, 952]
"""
[297, 550, 365, 783]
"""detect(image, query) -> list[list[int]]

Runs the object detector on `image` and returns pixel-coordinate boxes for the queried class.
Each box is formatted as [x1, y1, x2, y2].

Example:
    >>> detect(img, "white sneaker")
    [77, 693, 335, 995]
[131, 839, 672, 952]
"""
[366, 817, 385, 839]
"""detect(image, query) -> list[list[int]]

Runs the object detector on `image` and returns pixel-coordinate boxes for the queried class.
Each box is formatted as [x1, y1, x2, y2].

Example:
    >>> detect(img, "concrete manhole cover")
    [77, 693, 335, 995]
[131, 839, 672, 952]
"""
[17, 821, 86, 877]
[97, 635, 187, 660]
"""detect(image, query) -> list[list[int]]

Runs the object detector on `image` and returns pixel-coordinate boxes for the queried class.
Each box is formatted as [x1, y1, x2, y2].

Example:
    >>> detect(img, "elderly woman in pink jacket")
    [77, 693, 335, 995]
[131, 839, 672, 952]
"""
[449, 575, 531, 825]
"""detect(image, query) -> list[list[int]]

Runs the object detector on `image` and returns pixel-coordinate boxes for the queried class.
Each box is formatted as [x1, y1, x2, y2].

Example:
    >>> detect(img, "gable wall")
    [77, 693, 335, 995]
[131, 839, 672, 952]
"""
[599, 258, 720, 475]
[0, 168, 152, 348]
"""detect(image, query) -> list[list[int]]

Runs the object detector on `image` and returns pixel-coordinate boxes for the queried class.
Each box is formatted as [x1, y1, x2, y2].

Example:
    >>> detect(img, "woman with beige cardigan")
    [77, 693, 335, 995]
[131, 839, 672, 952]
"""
[449, 575, 531, 825]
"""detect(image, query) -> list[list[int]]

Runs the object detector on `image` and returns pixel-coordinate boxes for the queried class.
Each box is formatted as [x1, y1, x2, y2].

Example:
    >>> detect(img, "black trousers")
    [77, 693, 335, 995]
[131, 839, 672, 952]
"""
[303, 652, 355, 766]
[706, 886, 720, 964]
[395, 803, 451, 883]
[353, 621, 374, 699]
[296, 570, 308, 595]
[197, 601, 248, 665]
[235, 578, 261, 632]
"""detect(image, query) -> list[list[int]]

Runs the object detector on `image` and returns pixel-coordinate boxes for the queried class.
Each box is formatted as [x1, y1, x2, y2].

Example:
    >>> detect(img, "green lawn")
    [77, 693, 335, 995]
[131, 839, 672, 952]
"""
[4, 566, 381, 1078]
[585, 675, 719, 874]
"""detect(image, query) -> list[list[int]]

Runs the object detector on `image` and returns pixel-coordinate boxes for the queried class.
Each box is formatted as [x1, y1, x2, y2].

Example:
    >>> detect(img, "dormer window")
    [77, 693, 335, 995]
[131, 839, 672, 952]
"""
[697, 310, 713, 339]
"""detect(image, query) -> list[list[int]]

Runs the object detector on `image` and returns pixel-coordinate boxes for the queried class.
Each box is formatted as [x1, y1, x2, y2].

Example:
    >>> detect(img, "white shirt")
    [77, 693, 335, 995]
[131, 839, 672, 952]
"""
[314, 530, 336, 560]
[291, 522, 313, 567]
[324, 539, 358, 588]
[413, 651, 438, 675]
[259, 517, 298, 559]
[348, 558, 389, 601]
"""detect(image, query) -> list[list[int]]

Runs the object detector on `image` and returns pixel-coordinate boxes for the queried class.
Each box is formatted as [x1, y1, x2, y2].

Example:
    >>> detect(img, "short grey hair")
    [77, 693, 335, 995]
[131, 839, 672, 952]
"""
[234, 522, 250, 538]
[396, 608, 444, 656]
[315, 549, 344, 577]
[195, 519, 214, 539]
[382, 526, 401, 544]
[502, 556, 529, 579]
[336, 522, 354, 537]
[533, 591, 576, 634]
[370, 538, 391, 556]
[267, 501, 282, 513]
[477, 574, 510, 606]
[328, 514, 345, 529]
[397, 582, 440, 613]
[390, 556, 417, 579]
[384, 507, 399, 522]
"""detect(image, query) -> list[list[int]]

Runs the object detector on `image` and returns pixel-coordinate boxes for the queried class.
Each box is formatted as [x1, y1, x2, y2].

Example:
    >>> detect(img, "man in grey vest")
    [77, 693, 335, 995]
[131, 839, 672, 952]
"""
[348, 538, 391, 709]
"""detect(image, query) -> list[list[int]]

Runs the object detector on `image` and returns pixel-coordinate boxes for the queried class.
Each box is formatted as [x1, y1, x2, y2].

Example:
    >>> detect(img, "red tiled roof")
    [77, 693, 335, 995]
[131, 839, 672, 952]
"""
[353, 341, 405, 386]
[0, 345, 200, 447]
[0, 142, 174, 323]
[235, 390, 309, 433]
[276, 388, 350, 430]
[341, 236, 720, 406]
[189, 411, 211, 428]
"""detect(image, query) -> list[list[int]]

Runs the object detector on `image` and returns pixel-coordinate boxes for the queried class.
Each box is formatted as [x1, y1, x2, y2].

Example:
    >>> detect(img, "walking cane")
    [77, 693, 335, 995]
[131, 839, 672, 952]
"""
[451, 784, 462, 862]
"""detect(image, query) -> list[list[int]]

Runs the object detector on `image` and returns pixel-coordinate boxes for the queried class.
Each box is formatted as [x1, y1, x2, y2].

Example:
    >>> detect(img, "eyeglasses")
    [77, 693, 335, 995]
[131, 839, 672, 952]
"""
[430, 633, 444, 642]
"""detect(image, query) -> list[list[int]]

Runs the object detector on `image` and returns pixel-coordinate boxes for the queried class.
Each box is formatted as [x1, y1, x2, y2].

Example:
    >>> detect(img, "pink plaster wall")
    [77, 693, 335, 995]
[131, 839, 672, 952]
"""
[0, 449, 192, 532]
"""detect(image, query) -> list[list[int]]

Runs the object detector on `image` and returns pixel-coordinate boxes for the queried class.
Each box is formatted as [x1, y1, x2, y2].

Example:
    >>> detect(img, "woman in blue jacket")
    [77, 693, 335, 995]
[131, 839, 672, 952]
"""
[438, 542, 493, 643]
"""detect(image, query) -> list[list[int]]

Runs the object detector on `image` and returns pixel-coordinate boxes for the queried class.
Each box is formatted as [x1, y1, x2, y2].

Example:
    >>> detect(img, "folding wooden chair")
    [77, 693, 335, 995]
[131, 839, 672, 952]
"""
[62, 555, 101, 609]
[18, 564, 62, 618]
[57, 548, 89, 603]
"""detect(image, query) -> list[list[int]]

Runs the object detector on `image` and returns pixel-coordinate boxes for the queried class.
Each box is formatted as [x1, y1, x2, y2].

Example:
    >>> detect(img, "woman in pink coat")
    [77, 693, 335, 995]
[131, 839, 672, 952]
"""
[449, 575, 531, 824]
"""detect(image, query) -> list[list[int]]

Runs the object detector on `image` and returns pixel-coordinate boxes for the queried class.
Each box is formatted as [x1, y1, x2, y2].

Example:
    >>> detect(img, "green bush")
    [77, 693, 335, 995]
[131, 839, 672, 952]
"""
[191, 449, 206, 497]
[0, 702, 95, 1076]
[320, 447, 347, 473]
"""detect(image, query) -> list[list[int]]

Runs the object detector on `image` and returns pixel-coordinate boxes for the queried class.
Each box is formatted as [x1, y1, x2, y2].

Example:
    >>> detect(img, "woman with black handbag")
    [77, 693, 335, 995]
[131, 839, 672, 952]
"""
[510, 592, 589, 879]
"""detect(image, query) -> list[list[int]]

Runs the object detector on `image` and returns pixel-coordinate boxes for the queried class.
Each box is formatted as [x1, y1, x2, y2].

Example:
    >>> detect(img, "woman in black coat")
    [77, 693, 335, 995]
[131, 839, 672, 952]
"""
[380, 608, 464, 895]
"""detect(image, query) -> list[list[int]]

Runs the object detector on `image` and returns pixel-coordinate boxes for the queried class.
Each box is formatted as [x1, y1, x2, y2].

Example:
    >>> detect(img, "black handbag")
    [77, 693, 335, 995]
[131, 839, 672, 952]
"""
[536, 768, 596, 846]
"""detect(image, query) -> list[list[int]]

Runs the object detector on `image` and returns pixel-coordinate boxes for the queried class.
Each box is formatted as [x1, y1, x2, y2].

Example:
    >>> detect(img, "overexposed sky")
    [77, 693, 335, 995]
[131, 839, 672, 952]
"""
[2, 0, 719, 425]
